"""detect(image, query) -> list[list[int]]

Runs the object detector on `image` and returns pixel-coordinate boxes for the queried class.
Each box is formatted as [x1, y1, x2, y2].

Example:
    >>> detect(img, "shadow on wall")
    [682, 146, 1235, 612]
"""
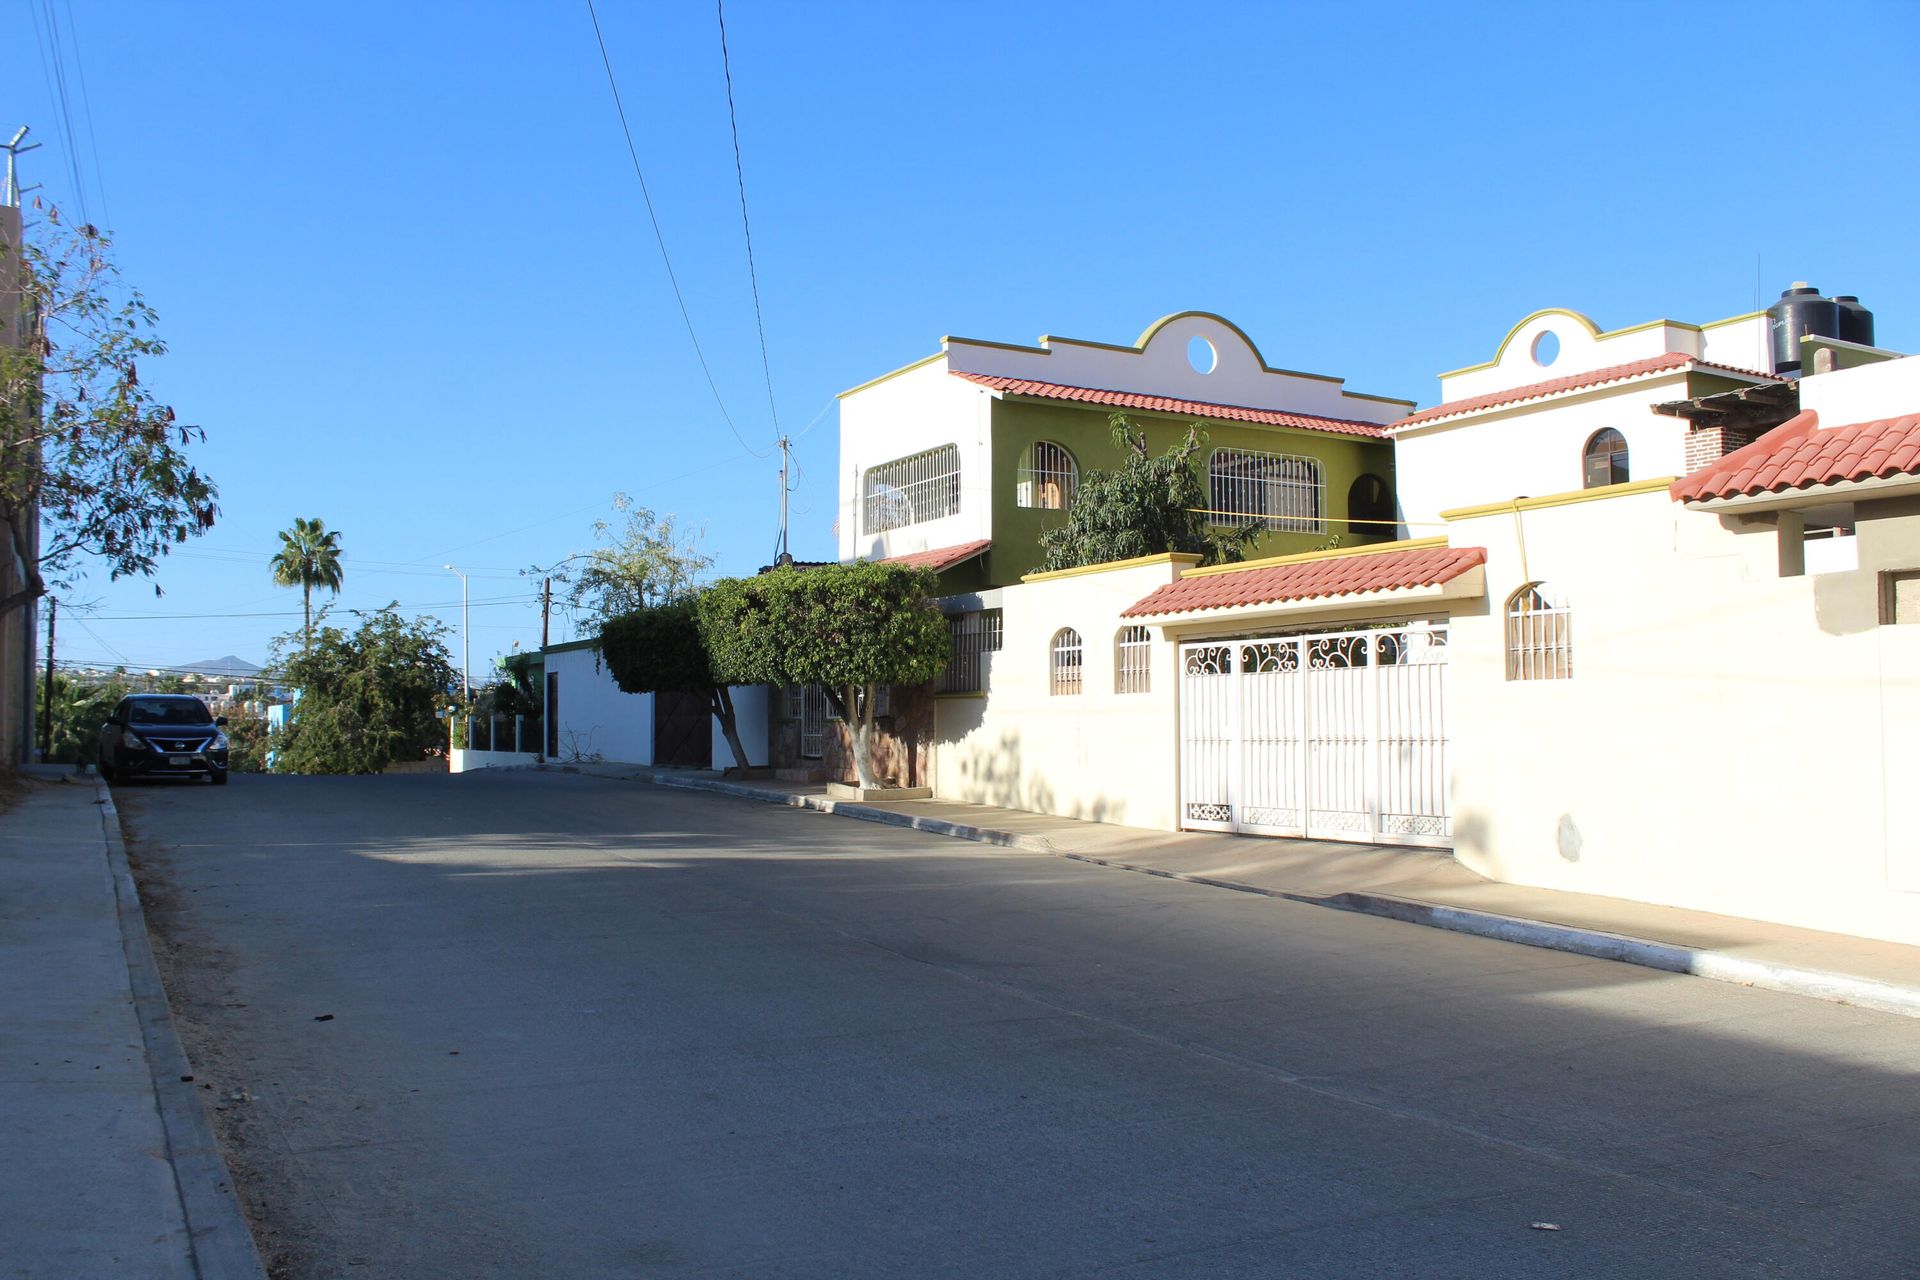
[948, 729, 1122, 826]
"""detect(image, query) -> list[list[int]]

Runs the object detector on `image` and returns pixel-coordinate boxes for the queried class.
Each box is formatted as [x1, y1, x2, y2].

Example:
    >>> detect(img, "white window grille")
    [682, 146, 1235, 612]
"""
[863, 444, 961, 533]
[1208, 449, 1324, 532]
[938, 609, 1004, 693]
[1016, 441, 1078, 510]
[1050, 627, 1084, 696]
[1115, 625, 1151, 694]
[798, 685, 830, 757]
[1506, 583, 1573, 680]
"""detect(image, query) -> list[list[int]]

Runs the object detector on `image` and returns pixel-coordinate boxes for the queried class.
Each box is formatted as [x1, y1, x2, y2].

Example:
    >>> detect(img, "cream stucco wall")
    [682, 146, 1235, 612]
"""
[836, 357, 993, 563]
[1445, 488, 1920, 945]
[933, 558, 1186, 830]
[545, 646, 653, 766]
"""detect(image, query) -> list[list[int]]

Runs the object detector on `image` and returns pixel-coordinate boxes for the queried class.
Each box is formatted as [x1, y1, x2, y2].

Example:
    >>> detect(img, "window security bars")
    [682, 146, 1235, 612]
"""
[1050, 628, 1084, 696]
[1016, 441, 1078, 510]
[1506, 584, 1573, 680]
[937, 609, 1004, 693]
[798, 684, 830, 757]
[863, 444, 961, 533]
[1208, 449, 1324, 532]
[1115, 625, 1151, 694]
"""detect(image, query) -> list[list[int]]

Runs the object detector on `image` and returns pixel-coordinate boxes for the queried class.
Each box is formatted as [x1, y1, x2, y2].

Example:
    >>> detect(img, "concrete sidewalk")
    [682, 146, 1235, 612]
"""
[0, 768, 261, 1279]
[566, 762, 1920, 1019]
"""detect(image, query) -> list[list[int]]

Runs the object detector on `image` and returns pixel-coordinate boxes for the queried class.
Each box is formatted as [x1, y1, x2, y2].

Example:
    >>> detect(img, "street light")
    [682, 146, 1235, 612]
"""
[443, 564, 470, 705]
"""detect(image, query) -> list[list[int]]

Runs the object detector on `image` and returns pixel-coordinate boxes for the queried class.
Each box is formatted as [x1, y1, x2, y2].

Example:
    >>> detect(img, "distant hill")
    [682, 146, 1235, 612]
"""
[174, 655, 263, 677]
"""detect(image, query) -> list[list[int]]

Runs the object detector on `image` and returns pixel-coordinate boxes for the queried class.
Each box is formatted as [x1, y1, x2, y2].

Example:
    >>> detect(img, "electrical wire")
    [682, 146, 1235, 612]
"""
[583, 0, 769, 459]
[60, 0, 110, 230]
[715, 0, 779, 441]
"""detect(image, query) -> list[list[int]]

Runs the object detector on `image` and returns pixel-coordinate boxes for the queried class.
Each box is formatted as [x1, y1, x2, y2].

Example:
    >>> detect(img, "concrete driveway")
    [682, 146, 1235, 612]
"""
[120, 770, 1920, 1279]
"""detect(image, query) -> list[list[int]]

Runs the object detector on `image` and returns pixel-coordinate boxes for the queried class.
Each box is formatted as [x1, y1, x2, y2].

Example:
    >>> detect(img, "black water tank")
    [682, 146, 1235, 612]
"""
[1834, 295, 1875, 347]
[1768, 283, 1841, 375]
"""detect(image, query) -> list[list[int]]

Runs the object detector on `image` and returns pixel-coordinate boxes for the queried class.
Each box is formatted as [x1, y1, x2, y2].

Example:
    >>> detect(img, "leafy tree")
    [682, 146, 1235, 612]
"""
[558, 492, 713, 625]
[269, 516, 344, 649]
[270, 606, 456, 774]
[1037, 414, 1256, 573]
[699, 562, 949, 790]
[222, 713, 271, 774]
[36, 672, 127, 763]
[0, 208, 219, 618]
[599, 599, 753, 773]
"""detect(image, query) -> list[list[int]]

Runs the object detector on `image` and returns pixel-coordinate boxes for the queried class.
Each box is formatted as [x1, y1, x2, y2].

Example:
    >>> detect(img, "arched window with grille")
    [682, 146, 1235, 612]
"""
[1582, 429, 1629, 489]
[1017, 441, 1078, 510]
[1050, 628, 1084, 696]
[1208, 448, 1324, 532]
[1506, 582, 1573, 680]
[1114, 625, 1150, 694]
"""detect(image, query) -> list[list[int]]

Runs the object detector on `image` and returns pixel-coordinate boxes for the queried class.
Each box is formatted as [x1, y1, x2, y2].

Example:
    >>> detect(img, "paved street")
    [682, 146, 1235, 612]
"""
[121, 770, 1920, 1279]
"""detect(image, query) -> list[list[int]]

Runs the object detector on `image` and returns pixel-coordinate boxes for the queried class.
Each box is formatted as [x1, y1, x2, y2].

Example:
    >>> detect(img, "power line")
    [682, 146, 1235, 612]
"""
[59, 0, 110, 230]
[715, 0, 779, 440]
[583, 0, 769, 459]
[77, 594, 538, 622]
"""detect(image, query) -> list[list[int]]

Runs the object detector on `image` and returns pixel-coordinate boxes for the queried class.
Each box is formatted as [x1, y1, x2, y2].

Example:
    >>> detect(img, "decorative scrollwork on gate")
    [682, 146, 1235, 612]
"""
[1377, 627, 1448, 667]
[1382, 814, 1447, 836]
[1239, 641, 1300, 674]
[1183, 646, 1233, 677]
[1309, 809, 1370, 832]
[1243, 806, 1299, 828]
[1184, 802, 1232, 823]
[1305, 634, 1370, 670]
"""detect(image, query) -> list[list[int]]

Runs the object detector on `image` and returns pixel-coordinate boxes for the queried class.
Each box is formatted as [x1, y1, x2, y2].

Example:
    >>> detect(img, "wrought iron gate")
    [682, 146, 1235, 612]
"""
[1179, 624, 1451, 847]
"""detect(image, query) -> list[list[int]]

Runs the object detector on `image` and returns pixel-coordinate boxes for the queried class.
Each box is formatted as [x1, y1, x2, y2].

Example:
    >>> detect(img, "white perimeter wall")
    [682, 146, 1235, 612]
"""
[933, 559, 1184, 830]
[837, 358, 993, 563]
[1446, 488, 1920, 946]
[546, 647, 653, 766]
[1395, 379, 1692, 528]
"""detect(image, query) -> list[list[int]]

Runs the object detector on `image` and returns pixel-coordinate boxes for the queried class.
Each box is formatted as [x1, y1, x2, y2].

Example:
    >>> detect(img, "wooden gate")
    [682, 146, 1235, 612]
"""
[652, 691, 712, 769]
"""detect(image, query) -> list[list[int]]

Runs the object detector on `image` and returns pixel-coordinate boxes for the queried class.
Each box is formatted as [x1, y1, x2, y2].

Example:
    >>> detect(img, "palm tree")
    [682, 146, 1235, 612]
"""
[270, 517, 344, 649]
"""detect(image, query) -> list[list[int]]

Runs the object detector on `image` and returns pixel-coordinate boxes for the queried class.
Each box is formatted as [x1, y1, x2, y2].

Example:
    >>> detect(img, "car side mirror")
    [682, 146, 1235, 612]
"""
[215, 716, 229, 727]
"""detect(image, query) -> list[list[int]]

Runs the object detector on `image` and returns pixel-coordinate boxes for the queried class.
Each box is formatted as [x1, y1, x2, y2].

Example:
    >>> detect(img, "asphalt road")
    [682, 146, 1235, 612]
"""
[121, 770, 1920, 1279]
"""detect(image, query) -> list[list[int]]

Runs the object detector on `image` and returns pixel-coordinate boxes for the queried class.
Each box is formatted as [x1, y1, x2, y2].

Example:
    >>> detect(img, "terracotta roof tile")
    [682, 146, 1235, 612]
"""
[1671, 410, 1920, 503]
[1122, 544, 1487, 618]
[1393, 354, 1778, 430]
[951, 372, 1389, 438]
[877, 539, 992, 573]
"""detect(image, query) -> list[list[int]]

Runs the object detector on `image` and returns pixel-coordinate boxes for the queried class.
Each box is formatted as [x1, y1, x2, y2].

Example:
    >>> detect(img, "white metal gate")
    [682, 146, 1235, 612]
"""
[1179, 624, 1451, 847]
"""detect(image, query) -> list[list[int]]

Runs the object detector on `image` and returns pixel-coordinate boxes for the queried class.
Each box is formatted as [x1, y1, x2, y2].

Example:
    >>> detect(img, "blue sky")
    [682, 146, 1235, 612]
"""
[11, 0, 1918, 676]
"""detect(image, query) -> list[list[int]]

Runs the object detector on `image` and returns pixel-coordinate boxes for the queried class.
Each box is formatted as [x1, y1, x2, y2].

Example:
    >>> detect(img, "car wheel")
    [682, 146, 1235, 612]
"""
[210, 770, 229, 786]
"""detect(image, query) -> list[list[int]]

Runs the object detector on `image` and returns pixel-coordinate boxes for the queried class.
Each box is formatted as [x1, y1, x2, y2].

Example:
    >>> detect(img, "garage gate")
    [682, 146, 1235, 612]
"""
[1178, 624, 1451, 847]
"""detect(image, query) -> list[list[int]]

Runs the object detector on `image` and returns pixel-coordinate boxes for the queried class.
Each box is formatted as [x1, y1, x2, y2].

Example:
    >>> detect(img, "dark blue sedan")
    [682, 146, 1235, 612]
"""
[97, 694, 232, 785]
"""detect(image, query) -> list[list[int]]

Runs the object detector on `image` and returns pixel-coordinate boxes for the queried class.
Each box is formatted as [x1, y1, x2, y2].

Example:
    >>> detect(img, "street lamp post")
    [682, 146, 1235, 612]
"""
[443, 564, 470, 705]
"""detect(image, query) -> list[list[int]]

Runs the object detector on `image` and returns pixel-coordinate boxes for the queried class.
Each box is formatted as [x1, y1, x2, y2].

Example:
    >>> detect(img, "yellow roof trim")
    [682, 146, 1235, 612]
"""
[1440, 476, 1678, 521]
[837, 351, 944, 399]
[1436, 307, 1773, 381]
[1020, 551, 1204, 584]
[1177, 536, 1450, 579]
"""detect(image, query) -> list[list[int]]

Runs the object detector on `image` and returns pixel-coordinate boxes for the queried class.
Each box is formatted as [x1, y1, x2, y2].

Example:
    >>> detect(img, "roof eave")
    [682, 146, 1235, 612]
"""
[1682, 471, 1920, 514]
[1393, 363, 1774, 435]
[1132, 570, 1486, 637]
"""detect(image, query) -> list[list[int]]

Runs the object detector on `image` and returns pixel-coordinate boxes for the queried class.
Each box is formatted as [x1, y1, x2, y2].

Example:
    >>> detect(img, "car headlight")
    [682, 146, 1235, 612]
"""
[122, 728, 147, 750]
[212, 731, 229, 750]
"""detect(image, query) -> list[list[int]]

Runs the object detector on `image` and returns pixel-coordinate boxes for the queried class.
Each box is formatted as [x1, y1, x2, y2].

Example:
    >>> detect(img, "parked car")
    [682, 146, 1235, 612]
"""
[98, 694, 231, 785]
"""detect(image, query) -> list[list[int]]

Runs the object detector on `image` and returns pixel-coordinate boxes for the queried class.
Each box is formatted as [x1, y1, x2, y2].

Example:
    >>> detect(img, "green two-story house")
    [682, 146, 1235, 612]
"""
[835, 311, 1414, 593]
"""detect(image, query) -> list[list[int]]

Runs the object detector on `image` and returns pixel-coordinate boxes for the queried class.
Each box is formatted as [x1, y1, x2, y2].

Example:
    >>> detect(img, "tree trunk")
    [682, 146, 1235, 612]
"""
[303, 581, 312, 651]
[847, 682, 878, 790]
[709, 684, 754, 776]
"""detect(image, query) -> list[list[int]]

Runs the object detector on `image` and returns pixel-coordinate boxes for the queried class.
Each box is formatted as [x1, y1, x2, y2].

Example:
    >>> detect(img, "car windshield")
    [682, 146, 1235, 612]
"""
[126, 698, 214, 726]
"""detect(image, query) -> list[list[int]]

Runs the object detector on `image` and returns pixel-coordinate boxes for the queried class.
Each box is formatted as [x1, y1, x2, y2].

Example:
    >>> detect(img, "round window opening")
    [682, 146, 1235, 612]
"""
[1187, 335, 1217, 374]
[1530, 330, 1561, 367]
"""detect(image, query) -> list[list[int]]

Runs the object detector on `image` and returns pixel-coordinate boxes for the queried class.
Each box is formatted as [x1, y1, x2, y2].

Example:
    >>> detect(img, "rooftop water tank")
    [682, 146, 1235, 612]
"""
[1833, 295, 1875, 347]
[1768, 283, 1841, 376]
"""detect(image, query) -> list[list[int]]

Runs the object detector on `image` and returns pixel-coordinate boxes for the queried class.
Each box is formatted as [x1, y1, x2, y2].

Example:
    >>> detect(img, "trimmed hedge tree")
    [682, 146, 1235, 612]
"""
[698, 562, 950, 789]
[598, 599, 753, 773]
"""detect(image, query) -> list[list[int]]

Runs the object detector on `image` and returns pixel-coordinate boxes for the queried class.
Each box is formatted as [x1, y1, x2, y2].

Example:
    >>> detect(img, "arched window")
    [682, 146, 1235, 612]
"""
[1114, 625, 1150, 694]
[1506, 582, 1573, 680]
[1208, 449, 1324, 532]
[1347, 473, 1394, 533]
[1017, 441, 1078, 510]
[1582, 429, 1629, 489]
[1050, 628, 1084, 696]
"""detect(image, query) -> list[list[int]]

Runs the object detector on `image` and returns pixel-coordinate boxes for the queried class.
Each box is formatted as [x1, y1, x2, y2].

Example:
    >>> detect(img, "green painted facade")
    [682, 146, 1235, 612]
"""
[937, 395, 1396, 593]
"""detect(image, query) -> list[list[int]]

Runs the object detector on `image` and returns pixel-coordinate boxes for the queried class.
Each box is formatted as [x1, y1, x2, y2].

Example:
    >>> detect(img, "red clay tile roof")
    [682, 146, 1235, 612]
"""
[878, 539, 992, 573]
[1122, 544, 1487, 618]
[951, 372, 1390, 438]
[1393, 354, 1778, 429]
[1671, 410, 1920, 503]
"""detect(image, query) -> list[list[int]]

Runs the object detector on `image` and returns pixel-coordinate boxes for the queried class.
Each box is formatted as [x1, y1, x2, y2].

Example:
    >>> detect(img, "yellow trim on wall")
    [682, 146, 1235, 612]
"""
[1439, 476, 1678, 521]
[1177, 536, 1450, 579]
[1437, 308, 1773, 380]
[837, 351, 944, 399]
[1020, 551, 1204, 584]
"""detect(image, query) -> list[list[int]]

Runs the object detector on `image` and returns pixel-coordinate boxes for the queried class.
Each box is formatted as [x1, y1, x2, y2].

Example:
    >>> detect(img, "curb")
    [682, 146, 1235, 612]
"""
[633, 771, 1920, 1021]
[97, 782, 267, 1279]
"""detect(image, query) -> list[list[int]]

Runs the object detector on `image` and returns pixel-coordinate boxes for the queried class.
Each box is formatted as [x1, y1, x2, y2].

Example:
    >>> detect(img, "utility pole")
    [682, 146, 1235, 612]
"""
[443, 565, 470, 704]
[541, 576, 552, 651]
[774, 435, 793, 567]
[40, 599, 54, 760]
